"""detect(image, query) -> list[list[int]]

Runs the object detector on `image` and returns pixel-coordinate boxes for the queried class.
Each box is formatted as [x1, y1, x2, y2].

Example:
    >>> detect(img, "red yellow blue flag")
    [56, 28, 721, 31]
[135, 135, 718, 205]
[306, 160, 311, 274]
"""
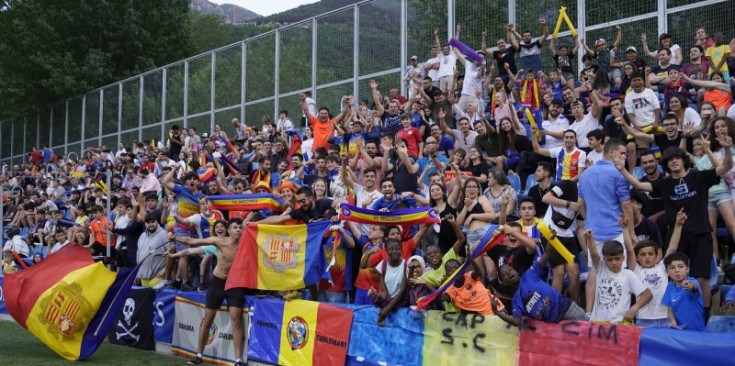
[197, 168, 217, 183]
[338, 203, 440, 226]
[206, 194, 287, 212]
[247, 298, 352, 366]
[225, 221, 331, 291]
[415, 226, 506, 310]
[3, 244, 139, 360]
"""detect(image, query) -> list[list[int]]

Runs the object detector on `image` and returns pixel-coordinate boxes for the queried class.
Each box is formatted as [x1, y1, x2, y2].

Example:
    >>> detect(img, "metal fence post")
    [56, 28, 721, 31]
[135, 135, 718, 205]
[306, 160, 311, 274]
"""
[139, 75, 144, 142]
[211, 51, 217, 133]
[274, 29, 281, 118]
[161, 67, 167, 141]
[400, 0, 407, 98]
[241, 41, 247, 123]
[117, 82, 123, 146]
[353, 4, 360, 100]
[98, 89, 104, 146]
[183, 60, 189, 128]
[658, 0, 667, 36]
[577, 0, 587, 77]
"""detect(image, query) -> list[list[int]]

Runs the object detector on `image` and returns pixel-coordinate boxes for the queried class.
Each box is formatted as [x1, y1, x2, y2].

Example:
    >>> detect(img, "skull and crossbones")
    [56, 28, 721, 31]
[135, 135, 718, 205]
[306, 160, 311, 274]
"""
[116, 298, 140, 341]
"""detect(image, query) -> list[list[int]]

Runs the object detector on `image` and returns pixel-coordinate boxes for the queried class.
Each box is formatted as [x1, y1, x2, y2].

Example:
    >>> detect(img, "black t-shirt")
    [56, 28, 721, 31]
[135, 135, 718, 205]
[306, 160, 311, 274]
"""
[528, 183, 551, 218]
[603, 115, 627, 141]
[639, 176, 665, 219]
[650, 64, 672, 85]
[390, 153, 419, 193]
[553, 53, 577, 75]
[651, 169, 718, 235]
[381, 111, 403, 136]
[289, 198, 335, 222]
[635, 218, 663, 247]
[653, 132, 692, 154]
[493, 48, 517, 76]
[488, 244, 534, 275]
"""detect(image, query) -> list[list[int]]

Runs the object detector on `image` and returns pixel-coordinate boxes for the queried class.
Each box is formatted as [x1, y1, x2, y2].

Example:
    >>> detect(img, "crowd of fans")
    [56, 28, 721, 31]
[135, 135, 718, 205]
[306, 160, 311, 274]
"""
[4, 22, 735, 353]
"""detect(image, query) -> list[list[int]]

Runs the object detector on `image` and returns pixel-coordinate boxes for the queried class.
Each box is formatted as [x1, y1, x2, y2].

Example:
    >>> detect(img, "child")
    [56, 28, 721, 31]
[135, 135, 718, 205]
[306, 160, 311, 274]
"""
[625, 209, 686, 327]
[586, 228, 652, 324]
[396, 113, 423, 159]
[441, 243, 504, 315]
[662, 253, 706, 331]
[492, 242, 588, 326]
[2, 251, 19, 274]
[372, 239, 408, 326]
[406, 255, 440, 310]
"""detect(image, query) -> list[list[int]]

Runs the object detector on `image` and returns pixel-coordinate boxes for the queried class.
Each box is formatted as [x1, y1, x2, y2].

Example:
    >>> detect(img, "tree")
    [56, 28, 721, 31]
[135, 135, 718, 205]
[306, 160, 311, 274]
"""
[0, 0, 194, 118]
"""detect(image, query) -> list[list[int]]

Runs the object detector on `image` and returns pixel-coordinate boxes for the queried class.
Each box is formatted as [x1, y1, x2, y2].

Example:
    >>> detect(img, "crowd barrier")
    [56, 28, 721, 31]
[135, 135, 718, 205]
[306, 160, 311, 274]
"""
[1, 277, 735, 366]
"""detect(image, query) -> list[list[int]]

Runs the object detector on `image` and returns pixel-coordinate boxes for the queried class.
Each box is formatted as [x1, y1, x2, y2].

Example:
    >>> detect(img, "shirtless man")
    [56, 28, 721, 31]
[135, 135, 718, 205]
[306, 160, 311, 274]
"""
[168, 218, 246, 366]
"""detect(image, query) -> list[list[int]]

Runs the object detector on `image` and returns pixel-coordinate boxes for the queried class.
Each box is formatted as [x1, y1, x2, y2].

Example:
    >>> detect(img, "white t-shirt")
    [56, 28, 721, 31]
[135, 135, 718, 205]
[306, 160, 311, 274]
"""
[376, 258, 406, 298]
[670, 44, 682, 65]
[634, 262, 669, 320]
[426, 57, 439, 81]
[461, 60, 483, 97]
[569, 114, 600, 148]
[586, 149, 604, 166]
[624, 88, 659, 127]
[541, 116, 570, 149]
[591, 265, 647, 324]
[682, 107, 702, 129]
[437, 51, 457, 78]
[50, 240, 71, 254]
[276, 118, 294, 132]
[727, 104, 735, 120]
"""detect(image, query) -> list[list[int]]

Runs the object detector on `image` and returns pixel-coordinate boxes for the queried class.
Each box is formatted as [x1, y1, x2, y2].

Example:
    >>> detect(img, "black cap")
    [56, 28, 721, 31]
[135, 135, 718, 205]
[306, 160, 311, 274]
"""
[550, 98, 564, 107]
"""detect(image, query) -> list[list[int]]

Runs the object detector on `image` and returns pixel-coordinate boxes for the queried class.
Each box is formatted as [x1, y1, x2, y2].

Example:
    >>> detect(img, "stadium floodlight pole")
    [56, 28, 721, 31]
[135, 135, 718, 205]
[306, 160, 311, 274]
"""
[105, 167, 112, 267]
[0, 186, 4, 244]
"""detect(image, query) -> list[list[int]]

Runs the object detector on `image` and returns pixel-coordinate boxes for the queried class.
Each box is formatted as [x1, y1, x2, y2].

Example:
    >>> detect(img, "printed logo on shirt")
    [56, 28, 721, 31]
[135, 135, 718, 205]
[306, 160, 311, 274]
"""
[632, 97, 652, 110]
[596, 277, 623, 310]
[643, 271, 663, 287]
[671, 183, 696, 201]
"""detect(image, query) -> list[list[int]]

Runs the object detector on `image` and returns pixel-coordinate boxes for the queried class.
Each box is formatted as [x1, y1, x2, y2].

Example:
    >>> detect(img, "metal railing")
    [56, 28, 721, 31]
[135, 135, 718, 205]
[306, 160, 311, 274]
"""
[1, 0, 731, 164]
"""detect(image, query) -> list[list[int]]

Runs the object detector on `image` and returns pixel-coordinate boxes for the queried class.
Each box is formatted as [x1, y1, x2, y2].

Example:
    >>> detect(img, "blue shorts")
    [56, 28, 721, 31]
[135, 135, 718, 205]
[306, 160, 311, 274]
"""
[708, 189, 732, 211]
[174, 227, 195, 252]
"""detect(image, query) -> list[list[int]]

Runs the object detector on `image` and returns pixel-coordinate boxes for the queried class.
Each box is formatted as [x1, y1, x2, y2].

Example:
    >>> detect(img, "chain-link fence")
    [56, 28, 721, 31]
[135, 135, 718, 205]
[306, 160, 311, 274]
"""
[1, 0, 732, 164]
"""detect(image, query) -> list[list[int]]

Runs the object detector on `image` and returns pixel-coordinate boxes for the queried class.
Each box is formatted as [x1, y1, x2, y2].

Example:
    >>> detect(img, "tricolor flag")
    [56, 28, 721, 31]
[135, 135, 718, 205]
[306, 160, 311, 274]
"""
[217, 135, 238, 155]
[415, 226, 506, 310]
[225, 221, 331, 291]
[197, 168, 217, 183]
[207, 194, 287, 212]
[248, 298, 352, 366]
[3, 244, 139, 360]
[338, 203, 440, 226]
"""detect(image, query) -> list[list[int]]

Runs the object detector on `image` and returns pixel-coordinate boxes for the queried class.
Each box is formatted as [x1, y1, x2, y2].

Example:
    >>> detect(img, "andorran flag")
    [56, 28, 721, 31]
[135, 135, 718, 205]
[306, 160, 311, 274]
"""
[3, 243, 139, 360]
[226, 221, 330, 291]
[248, 298, 353, 366]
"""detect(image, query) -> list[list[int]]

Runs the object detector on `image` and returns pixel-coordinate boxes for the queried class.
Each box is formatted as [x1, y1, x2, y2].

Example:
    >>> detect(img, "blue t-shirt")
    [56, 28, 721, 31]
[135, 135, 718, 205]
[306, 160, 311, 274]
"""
[437, 135, 455, 157]
[662, 277, 705, 331]
[512, 262, 572, 322]
[417, 155, 449, 186]
[578, 160, 630, 240]
[371, 195, 417, 211]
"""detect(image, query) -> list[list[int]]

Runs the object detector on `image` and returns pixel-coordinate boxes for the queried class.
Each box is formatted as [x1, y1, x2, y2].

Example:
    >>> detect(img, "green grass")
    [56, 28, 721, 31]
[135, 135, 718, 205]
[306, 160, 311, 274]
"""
[0, 321, 183, 365]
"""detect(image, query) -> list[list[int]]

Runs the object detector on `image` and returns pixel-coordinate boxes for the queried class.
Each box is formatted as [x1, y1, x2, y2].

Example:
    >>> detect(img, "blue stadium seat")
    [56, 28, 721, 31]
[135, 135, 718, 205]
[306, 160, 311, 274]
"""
[710, 255, 719, 293]
[717, 227, 731, 238]
[508, 174, 521, 197]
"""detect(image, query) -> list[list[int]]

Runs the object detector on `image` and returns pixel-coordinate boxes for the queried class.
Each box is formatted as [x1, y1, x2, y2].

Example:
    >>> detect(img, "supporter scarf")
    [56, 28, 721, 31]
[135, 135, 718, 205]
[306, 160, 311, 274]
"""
[197, 168, 216, 183]
[521, 78, 540, 110]
[206, 194, 286, 212]
[219, 155, 241, 175]
[338, 203, 440, 226]
[251, 168, 271, 186]
[415, 226, 506, 311]
[285, 130, 302, 170]
[217, 135, 238, 155]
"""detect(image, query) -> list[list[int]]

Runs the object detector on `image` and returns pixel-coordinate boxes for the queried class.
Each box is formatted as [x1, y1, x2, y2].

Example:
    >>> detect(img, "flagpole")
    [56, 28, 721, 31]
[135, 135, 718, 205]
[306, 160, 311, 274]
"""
[105, 168, 112, 267]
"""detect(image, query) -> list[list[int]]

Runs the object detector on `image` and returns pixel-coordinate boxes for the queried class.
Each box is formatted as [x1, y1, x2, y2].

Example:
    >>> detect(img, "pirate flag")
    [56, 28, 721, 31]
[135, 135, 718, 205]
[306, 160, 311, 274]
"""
[108, 288, 155, 350]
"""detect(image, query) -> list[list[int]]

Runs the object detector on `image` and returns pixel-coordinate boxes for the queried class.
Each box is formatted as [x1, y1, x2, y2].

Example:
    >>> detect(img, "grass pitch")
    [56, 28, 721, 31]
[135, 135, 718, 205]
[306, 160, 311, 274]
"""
[0, 321, 183, 365]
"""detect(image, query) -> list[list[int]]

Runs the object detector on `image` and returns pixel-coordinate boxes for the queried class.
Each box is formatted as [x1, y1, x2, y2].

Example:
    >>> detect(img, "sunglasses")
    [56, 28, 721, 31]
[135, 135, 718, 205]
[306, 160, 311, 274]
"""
[297, 198, 308, 205]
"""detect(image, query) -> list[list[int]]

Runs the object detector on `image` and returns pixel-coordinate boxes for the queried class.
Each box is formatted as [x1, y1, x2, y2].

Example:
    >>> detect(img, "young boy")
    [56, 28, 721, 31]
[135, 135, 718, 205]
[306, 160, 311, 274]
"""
[441, 243, 504, 316]
[586, 228, 652, 324]
[396, 113, 423, 159]
[625, 208, 686, 327]
[371, 239, 407, 326]
[662, 253, 706, 331]
[585, 129, 605, 166]
[492, 242, 588, 326]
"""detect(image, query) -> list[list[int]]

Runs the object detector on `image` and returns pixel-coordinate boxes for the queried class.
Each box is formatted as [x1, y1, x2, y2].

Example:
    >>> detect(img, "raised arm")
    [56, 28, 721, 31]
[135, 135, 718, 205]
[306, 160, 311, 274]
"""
[664, 209, 687, 259]
[640, 33, 657, 59]
[549, 37, 557, 57]
[614, 154, 654, 191]
[169, 232, 221, 248]
[529, 125, 551, 156]
[160, 164, 179, 191]
[537, 19, 549, 45]
[612, 25, 622, 50]
[370, 80, 385, 116]
[584, 229, 600, 268]
[682, 74, 731, 93]
[581, 38, 594, 56]
[620, 214, 637, 270]
[715, 135, 734, 176]
[506, 24, 520, 50]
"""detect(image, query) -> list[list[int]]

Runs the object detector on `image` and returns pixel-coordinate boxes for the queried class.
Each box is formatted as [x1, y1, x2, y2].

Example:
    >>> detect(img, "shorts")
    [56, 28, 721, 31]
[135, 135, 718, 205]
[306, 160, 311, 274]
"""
[90, 241, 107, 256]
[174, 227, 195, 252]
[608, 68, 622, 81]
[549, 236, 581, 267]
[708, 189, 732, 211]
[206, 275, 245, 310]
[636, 318, 670, 327]
[466, 223, 493, 248]
[562, 72, 575, 81]
[587, 233, 625, 268]
[318, 291, 349, 304]
[562, 302, 589, 321]
[676, 233, 713, 279]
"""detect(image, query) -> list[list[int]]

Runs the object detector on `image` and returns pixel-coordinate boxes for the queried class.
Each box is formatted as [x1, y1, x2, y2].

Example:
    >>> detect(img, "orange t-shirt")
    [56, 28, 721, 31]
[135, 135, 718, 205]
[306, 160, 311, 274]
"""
[704, 89, 732, 111]
[91, 217, 115, 246]
[445, 272, 504, 315]
[310, 116, 335, 152]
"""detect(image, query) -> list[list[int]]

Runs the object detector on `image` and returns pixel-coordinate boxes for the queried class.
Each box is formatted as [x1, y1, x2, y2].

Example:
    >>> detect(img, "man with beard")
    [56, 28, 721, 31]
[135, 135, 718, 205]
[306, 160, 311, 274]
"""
[136, 213, 173, 289]
[416, 136, 448, 186]
[260, 187, 339, 224]
[519, 99, 568, 184]
[170, 218, 247, 366]
[682, 45, 710, 82]
[371, 80, 404, 136]
[483, 34, 517, 85]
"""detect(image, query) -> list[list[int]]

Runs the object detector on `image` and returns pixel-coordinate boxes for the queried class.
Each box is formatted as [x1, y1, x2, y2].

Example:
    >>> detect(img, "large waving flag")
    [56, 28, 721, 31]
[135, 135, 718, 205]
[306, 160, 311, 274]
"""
[248, 298, 352, 366]
[285, 130, 302, 170]
[226, 221, 331, 291]
[338, 203, 440, 226]
[3, 244, 139, 360]
[207, 194, 287, 212]
[415, 226, 506, 310]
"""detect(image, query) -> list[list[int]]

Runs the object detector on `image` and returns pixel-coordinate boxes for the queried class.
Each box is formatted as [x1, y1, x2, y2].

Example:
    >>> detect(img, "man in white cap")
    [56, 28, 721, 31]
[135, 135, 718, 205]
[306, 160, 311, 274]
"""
[404, 55, 425, 100]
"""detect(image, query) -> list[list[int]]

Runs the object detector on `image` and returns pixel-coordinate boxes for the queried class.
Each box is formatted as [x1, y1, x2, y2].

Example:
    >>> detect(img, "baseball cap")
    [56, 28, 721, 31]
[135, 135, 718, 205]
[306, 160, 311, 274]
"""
[202, 133, 209, 138]
[626, 46, 637, 53]
[595, 38, 606, 46]
[410, 55, 418, 61]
